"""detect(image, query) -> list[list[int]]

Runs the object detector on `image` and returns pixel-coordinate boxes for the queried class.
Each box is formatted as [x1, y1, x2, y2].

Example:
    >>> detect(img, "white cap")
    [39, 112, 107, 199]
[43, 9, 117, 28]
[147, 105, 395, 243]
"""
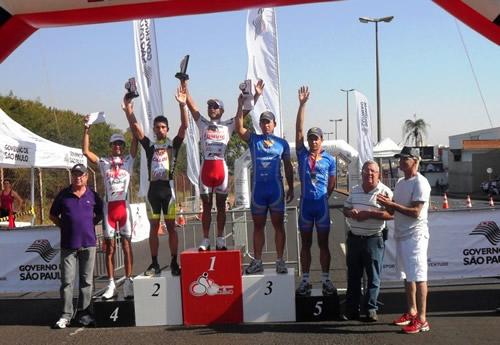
[109, 133, 125, 143]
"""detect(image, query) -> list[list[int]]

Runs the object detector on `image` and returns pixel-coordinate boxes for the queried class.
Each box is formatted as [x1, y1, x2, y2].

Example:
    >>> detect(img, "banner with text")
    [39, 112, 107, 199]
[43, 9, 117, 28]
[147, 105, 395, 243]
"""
[382, 209, 500, 281]
[354, 90, 373, 168]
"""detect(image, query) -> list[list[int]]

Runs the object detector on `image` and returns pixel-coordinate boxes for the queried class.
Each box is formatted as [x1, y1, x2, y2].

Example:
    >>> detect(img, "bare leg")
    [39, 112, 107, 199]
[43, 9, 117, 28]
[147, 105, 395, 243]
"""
[405, 280, 418, 316]
[299, 231, 313, 274]
[165, 219, 178, 256]
[317, 231, 331, 273]
[252, 214, 267, 259]
[416, 281, 428, 322]
[121, 237, 133, 278]
[270, 212, 286, 259]
[215, 193, 228, 237]
[201, 194, 212, 239]
[105, 238, 115, 279]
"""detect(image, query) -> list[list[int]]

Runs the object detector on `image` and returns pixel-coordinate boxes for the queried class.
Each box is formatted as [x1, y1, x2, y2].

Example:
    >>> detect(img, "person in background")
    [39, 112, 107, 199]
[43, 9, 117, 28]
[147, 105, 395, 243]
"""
[50, 164, 103, 329]
[0, 179, 24, 218]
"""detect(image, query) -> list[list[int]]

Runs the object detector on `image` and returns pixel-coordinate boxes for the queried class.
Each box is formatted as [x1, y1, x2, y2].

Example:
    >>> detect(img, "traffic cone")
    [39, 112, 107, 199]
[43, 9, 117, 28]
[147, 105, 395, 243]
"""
[489, 196, 495, 207]
[8, 211, 15, 229]
[158, 221, 166, 235]
[442, 193, 449, 209]
[466, 195, 472, 208]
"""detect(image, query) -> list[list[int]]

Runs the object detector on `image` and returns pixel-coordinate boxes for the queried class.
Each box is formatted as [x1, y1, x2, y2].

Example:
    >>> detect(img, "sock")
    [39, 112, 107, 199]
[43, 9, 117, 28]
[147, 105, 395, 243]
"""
[171, 255, 177, 263]
[301, 273, 310, 283]
[152, 256, 158, 265]
[108, 278, 115, 286]
[320, 272, 330, 283]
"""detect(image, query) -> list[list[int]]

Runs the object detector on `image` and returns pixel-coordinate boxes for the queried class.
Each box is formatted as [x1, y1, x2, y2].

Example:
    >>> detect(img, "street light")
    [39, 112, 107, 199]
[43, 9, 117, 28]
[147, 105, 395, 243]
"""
[329, 119, 343, 140]
[323, 131, 334, 140]
[359, 15, 394, 143]
[340, 88, 354, 144]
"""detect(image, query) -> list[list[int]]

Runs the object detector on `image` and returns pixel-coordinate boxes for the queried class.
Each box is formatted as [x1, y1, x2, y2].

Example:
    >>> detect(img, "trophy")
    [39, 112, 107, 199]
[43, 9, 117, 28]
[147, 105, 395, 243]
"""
[239, 79, 254, 111]
[124, 77, 139, 99]
[175, 55, 190, 81]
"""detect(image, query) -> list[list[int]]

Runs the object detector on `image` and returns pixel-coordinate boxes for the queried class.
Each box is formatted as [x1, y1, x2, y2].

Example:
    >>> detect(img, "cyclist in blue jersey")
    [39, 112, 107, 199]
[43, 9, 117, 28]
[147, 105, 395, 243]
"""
[235, 94, 294, 275]
[294, 86, 337, 296]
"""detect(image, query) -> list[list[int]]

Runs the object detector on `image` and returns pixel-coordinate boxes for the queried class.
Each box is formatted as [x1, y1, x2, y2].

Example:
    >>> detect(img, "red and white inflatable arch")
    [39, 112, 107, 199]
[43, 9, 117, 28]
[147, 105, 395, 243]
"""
[0, 0, 498, 63]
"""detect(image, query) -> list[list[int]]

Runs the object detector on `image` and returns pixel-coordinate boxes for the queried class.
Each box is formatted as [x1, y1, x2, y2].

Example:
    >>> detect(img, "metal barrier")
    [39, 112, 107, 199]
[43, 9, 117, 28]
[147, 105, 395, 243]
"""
[94, 232, 125, 279]
[174, 206, 301, 275]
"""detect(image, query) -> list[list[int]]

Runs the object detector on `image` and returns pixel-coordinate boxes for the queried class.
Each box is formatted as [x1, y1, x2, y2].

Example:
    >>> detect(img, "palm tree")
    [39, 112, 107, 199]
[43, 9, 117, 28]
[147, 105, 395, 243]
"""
[402, 114, 429, 146]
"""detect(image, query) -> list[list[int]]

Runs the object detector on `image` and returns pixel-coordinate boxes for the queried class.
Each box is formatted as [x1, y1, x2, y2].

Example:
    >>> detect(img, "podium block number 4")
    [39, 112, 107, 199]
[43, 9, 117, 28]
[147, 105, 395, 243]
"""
[110, 307, 120, 322]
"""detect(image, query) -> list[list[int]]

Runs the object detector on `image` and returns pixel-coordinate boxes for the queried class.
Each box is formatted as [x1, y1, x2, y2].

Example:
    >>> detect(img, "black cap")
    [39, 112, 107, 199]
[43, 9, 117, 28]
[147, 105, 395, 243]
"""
[307, 127, 323, 139]
[71, 164, 88, 174]
[259, 111, 276, 122]
[394, 146, 421, 160]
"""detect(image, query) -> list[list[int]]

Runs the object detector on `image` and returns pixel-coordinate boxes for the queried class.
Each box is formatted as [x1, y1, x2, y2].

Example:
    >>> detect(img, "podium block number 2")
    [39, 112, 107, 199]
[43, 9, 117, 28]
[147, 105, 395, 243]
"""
[152, 283, 161, 297]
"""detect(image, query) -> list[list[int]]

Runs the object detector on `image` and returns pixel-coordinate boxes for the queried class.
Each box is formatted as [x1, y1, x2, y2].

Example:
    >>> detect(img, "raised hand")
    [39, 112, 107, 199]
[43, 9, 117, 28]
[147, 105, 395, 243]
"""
[175, 86, 187, 105]
[298, 86, 310, 105]
[254, 79, 265, 97]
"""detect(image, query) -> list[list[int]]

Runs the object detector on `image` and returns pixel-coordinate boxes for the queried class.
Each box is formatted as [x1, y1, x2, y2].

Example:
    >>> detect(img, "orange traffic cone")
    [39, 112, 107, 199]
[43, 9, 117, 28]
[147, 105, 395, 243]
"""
[489, 196, 495, 207]
[8, 211, 15, 229]
[466, 195, 472, 208]
[442, 193, 449, 209]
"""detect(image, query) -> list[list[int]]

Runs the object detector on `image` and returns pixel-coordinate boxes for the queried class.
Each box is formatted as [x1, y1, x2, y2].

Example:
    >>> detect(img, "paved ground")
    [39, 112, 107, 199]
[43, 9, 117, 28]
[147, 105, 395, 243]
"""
[1, 191, 499, 344]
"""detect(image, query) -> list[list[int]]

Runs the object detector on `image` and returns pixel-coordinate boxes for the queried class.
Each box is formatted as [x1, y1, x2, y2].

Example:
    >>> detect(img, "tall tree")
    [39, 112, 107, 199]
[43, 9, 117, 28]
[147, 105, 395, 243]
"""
[402, 114, 429, 147]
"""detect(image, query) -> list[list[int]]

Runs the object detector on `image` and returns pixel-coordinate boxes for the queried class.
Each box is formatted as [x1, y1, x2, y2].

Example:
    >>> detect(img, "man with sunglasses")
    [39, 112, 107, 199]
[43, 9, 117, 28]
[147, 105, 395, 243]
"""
[181, 79, 264, 251]
[235, 95, 294, 274]
[83, 121, 137, 300]
[294, 86, 337, 296]
[123, 87, 188, 277]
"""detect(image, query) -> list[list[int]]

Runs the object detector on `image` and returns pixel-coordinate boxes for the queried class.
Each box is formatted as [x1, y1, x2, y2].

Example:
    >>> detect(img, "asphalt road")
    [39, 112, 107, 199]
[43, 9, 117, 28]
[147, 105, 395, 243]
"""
[1, 190, 499, 344]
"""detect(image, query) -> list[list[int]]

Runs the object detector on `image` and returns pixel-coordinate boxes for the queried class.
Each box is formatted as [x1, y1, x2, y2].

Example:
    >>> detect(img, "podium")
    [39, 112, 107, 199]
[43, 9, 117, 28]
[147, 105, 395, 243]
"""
[94, 297, 135, 327]
[180, 249, 243, 325]
[295, 288, 340, 322]
[133, 271, 183, 326]
[242, 268, 296, 323]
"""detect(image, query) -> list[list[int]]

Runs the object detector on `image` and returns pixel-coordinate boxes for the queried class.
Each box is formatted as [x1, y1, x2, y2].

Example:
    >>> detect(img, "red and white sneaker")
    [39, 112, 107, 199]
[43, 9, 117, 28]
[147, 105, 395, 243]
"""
[402, 318, 430, 334]
[393, 313, 415, 326]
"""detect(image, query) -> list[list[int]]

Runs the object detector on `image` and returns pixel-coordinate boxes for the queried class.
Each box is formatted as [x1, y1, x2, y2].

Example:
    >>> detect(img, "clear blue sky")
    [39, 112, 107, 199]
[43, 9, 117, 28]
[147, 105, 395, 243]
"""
[0, 0, 498, 146]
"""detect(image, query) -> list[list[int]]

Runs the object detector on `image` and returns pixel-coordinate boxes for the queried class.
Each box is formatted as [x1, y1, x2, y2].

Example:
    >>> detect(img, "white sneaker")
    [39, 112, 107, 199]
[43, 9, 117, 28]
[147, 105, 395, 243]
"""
[102, 282, 116, 300]
[54, 317, 69, 329]
[275, 258, 288, 274]
[198, 238, 210, 251]
[123, 278, 134, 299]
[216, 236, 227, 250]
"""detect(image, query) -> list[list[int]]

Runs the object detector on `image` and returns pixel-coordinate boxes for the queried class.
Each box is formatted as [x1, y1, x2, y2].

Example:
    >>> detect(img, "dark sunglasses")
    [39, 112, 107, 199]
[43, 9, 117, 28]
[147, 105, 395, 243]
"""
[112, 141, 125, 146]
[208, 103, 220, 110]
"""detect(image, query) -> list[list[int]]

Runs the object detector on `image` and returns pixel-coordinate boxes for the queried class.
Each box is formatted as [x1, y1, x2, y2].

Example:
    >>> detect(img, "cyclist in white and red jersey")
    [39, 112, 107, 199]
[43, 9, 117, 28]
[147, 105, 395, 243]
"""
[182, 79, 264, 251]
[82, 121, 137, 300]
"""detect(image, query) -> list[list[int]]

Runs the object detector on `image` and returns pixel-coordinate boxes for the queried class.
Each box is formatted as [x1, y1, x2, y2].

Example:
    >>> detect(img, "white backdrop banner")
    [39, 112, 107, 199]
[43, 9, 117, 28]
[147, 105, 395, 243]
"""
[354, 90, 373, 168]
[382, 209, 500, 281]
[0, 227, 60, 293]
[246, 8, 282, 137]
[133, 19, 163, 197]
[130, 202, 150, 243]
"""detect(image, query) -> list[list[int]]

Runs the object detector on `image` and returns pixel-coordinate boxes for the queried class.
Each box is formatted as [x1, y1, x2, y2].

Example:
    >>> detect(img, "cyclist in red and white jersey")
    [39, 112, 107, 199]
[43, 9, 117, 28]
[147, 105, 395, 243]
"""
[83, 121, 137, 300]
[182, 79, 264, 251]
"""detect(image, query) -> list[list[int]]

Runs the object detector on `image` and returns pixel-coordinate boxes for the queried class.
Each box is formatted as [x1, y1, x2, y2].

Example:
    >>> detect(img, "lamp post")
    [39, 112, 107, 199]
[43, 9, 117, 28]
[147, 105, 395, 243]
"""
[323, 131, 334, 140]
[359, 15, 394, 143]
[340, 88, 354, 144]
[329, 119, 343, 140]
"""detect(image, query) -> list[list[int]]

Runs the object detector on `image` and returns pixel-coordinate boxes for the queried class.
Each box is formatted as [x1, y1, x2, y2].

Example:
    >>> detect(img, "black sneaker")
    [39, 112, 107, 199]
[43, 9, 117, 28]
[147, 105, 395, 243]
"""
[144, 263, 161, 276]
[170, 260, 181, 276]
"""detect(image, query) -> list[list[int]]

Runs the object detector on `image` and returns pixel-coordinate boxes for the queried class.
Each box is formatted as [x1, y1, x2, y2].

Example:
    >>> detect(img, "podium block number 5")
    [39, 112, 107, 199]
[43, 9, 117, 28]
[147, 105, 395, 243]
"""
[313, 301, 323, 316]
[264, 281, 273, 295]
[152, 283, 161, 297]
[110, 307, 119, 322]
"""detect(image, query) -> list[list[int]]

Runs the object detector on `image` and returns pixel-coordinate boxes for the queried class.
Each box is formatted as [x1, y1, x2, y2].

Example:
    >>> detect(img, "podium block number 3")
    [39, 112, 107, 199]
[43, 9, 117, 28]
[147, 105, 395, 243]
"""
[152, 283, 161, 297]
[110, 307, 120, 322]
[264, 281, 273, 295]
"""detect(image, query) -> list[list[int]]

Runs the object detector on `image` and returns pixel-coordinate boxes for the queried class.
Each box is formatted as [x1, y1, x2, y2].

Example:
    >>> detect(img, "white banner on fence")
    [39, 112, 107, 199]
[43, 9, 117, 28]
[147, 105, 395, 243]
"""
[0, 227, 60, 293]
[130, 202, 150, 243]
[382, 209, 500, 281]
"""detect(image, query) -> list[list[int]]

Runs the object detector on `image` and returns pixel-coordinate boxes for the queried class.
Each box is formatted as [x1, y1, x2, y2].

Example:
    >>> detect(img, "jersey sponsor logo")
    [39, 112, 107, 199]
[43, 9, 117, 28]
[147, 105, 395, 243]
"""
[204, 130, 226, 141]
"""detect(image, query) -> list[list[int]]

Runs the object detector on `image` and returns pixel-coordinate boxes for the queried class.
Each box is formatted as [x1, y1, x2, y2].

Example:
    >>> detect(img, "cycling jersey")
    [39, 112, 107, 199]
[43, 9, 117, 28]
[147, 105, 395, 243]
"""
[248, 133, 290, 214]
[196, 115, 235, 194]
[296, 146, 336, 200]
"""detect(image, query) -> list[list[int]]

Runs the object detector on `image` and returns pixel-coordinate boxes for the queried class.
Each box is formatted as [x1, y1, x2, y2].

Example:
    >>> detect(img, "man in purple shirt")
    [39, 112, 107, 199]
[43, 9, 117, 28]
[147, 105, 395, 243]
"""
[50, 164, 103, 329]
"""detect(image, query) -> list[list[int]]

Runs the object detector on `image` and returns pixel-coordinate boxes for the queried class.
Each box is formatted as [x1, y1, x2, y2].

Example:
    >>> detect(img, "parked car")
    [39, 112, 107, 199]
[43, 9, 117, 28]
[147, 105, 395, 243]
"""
[480, 179, 500, 195]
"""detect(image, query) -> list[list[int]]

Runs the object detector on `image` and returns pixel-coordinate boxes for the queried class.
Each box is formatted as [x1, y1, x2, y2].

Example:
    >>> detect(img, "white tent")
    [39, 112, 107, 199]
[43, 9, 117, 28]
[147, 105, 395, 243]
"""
[373, 137, 402, 158]
[0, 107, 86, 225]
[0, 107, 85, 169]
